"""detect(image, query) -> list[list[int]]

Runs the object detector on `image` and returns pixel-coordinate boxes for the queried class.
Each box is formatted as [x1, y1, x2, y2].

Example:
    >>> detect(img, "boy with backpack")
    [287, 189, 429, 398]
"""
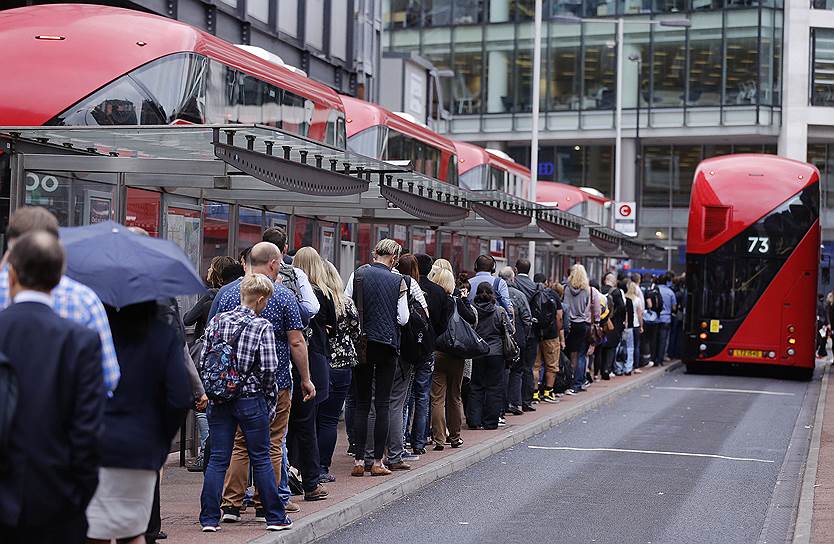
[199, 273, 293, 532]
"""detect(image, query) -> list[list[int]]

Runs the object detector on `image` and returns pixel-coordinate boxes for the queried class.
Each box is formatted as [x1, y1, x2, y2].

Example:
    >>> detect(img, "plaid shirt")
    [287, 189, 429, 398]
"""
[202, 305, 280, 418]
[212, 278, 300, 391]
[0, 265, 120, 395]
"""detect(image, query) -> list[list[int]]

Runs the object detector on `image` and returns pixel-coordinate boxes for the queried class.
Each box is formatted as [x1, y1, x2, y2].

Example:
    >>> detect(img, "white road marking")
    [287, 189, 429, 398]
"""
[654, 386, 794, 396]
[527, 445, 774, 463]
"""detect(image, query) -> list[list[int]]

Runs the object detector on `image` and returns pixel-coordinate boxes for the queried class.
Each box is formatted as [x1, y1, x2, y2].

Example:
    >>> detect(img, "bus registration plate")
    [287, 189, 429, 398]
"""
[731, 349, 763, 359]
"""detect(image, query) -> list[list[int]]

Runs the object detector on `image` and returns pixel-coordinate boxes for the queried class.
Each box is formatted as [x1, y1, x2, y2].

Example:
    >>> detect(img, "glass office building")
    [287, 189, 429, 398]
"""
[384, 0, 834, 250]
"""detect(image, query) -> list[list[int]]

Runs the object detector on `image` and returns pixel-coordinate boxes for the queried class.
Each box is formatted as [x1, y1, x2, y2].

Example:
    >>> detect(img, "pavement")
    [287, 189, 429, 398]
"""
[811, 362, 834, 542]
[159, 363, 677, 543]
[315, 366, 818, 544]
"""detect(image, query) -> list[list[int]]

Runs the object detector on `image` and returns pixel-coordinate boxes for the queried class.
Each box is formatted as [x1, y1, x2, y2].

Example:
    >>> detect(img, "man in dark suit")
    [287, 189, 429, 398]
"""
[0, 231, 104, 544]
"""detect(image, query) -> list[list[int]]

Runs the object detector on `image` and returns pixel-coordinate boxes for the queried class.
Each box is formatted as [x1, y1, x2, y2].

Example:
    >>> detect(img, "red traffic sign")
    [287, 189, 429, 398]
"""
[619, 204, 632, 217]
[615, 201, 637, 221]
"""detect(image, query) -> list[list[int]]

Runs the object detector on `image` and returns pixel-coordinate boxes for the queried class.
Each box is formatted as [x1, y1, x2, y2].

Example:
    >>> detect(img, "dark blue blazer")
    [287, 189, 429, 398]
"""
[0, 301, 104, 528]
[102, 318, 191, 470]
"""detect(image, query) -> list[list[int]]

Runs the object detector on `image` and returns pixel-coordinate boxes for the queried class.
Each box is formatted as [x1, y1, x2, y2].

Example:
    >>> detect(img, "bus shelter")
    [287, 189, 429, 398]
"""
[0, 124, 662, 281]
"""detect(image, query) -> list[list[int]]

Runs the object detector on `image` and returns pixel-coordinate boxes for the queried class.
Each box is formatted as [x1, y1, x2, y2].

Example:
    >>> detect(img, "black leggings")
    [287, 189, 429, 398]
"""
[351, 341, 397, 461]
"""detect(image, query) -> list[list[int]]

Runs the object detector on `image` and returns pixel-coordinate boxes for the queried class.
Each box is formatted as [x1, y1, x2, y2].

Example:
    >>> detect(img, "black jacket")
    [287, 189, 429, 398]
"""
[0, 302, 104, 528]
[183, 288, 219, 339]
[419, 276, 451, 353]
[103, 318, 192, 470]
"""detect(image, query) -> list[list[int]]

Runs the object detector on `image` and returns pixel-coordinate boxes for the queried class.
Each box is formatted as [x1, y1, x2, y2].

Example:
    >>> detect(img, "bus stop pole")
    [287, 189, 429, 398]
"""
[528, 0, 543, 275]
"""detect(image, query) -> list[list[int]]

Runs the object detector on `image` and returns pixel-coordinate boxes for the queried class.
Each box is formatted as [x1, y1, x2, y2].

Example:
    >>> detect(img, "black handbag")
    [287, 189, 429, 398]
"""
[500, 310, 520, 366]
[437, 300, 489, 359]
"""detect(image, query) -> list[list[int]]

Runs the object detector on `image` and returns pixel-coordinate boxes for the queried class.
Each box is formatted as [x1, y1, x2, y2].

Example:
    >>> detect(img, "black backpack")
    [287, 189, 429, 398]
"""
[0, 352, 17, 472]
[529, 286, 557, 331]
[645, 285, 664, 316]
[401, 276, 432, 364]
[553, 351, 574, 393]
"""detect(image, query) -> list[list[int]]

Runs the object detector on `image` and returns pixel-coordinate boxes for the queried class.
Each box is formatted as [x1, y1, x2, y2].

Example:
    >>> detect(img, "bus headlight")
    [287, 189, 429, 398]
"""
[787, 348, 796, 356]
[699, 344, 707, 351]
[768, 351, 776, 359]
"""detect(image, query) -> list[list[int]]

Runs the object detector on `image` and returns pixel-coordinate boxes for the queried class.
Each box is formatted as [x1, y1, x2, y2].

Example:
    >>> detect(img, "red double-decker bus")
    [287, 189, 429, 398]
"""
[683, 154, 821, 379]
[454, 140, 530, 198]
[0, 4, 346, 147]
[343, 95, 458, 184]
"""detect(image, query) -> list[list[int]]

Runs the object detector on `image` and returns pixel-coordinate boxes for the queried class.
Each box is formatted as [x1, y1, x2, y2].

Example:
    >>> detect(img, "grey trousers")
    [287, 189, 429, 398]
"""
[364, 360, 414, 464]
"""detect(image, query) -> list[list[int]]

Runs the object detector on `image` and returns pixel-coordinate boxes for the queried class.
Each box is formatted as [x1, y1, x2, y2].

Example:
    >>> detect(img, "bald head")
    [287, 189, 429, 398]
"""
[7, 230, 65, 295]
[498, 266, 515, 283]
[248, 241, 281, 281]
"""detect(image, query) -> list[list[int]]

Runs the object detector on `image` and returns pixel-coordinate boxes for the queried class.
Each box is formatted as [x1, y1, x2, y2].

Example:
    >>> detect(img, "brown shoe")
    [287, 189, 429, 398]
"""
[304, 484, 329, 501]
[285, 500, 300, 513]
[385, 461, 411, 471]
[350, 465, 365, 477]
[370, 464, 392, 476]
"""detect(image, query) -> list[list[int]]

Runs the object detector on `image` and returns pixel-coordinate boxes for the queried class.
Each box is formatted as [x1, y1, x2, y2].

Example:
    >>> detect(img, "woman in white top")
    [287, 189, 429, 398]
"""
[623, 281, 644, 375]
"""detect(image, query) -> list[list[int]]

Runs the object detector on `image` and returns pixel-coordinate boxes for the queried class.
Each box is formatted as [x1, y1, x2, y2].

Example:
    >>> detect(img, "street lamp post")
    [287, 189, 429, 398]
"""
[528, 0, 543, 275]
[552, 15, 690, 233]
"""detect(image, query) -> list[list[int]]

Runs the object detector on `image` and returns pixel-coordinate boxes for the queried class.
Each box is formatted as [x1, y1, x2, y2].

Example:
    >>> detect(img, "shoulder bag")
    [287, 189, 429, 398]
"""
[436, 297, 490, 359]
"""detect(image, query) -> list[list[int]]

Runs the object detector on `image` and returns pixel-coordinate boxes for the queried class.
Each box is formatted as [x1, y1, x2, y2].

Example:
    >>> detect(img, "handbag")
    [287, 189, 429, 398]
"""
[437, 299, 490, 359]
[500, 309, 520, 366]
[352, 265, 369, 365]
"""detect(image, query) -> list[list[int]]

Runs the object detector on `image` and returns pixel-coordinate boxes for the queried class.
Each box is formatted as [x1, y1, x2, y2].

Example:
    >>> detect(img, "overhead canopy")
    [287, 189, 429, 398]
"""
[0, 124, 627, 252]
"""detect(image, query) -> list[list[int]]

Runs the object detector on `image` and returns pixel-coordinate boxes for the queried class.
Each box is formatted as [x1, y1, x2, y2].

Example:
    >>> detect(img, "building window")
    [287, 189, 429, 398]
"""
[548, 24, 581, 110]
[581, 29, 617, 110]
[687, 22, 723, 107]
[305, 0, 325, 50]
[651, 26, 686, 108]
[485, 24, 514, 113]
[451, 27, 484, 113]
[724, 12, 760, 106]
[278, 0, 299, 37]
[813, 28, 834, 106]
[247, 0, 269, 22]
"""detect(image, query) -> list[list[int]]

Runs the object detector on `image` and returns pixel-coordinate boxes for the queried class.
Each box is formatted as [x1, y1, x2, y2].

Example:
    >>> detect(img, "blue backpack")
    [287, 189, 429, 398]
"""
[200, 319, 253, 403]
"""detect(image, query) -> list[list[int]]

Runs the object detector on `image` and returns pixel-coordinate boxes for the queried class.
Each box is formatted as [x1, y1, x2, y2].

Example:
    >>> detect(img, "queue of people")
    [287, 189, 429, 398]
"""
[0, 206, 685, 542]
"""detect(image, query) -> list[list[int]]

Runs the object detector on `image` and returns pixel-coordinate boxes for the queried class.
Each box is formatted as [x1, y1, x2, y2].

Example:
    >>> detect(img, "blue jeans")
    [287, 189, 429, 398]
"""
[196, 411, 209, 451]
[200, 396, 285, 526]
[615, 329, 635, 374]
[410, 356, 434, 450]
[632, 328, 641, 367]
[317, 367, 352, 473]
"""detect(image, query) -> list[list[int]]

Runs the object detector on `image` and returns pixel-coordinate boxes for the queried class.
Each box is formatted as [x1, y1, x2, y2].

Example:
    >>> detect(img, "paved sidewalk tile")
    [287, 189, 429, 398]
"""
[160, 366, 671, 544]
[813, 364, 834, 542]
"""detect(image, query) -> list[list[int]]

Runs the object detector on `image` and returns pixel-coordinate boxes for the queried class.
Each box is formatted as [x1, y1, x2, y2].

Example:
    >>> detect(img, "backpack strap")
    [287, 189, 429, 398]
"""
[353, 265, 367, 326]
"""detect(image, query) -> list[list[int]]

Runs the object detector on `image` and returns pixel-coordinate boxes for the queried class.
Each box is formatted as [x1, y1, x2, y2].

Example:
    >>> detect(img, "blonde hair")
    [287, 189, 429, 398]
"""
[568, 264, 589, 290]
[374, 238, 402, 258]
[240, 273, 274, 302]
[626, 280, 641, 302]
[321, 260, 349, 318]
[432, 258, 453, 273]
[293, 247, 335, 303]
[430, 268, 455, 294]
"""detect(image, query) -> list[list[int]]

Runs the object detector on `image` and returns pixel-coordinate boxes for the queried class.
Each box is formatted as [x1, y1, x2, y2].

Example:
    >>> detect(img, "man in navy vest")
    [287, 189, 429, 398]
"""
[345, 239, 410, 477]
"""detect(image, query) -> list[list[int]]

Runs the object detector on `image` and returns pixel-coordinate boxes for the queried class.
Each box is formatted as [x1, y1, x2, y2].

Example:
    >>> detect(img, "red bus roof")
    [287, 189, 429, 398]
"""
[536, 180, 609, 212]
[342, 95, 456, 156]
[687, 154, 820, 254]
[0, 4, 343, 126]
[453, 141, 531, 180]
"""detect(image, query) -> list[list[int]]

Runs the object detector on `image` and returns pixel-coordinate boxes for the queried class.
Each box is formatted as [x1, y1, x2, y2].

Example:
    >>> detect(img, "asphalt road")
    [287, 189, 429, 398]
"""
[320, 367, 818, 544]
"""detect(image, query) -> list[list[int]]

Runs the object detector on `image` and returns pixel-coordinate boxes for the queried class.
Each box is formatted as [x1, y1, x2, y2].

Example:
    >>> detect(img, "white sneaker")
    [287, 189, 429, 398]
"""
[202, 526, 221, 532]
[565, 389, 577, 396]
[647, 361, 655, 368]
[266, 520, 293, 531]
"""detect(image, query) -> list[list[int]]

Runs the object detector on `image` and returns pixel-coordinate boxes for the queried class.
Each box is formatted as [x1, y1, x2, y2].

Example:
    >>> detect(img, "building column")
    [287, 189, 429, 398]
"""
[778, 0, 811, 159]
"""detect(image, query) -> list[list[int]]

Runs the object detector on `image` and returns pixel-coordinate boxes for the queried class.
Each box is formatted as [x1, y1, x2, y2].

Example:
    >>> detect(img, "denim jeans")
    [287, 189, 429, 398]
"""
[656, 322, 672, 363]
[520, 336, 538, 407]
[196, 411, 209, 452]
[409, 355, 434, 450]
[615, 329, 635, 374]
[632, 328, 642, 367]
[317, 367, 352, 473]
[200, 396, 285, 526]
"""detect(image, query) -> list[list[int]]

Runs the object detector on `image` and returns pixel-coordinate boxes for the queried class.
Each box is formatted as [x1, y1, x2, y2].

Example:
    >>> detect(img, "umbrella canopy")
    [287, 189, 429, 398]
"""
[59, 221, 207, 308]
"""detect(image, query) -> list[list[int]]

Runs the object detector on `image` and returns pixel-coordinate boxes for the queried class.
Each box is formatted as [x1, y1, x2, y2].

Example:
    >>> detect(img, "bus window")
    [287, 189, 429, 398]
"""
[131, 52, 208, 124]
[386, 130, 403, 161]
[460, 164, 486, 190]
[348, 126, 384, 158]
[282, 91, 312, 137]
[447, 155, 459, 186]
[414, 140, 425, 175]
[335, 115, 347, 149]
[425, 146, 440, 178]
[238, 73, 263, 124]
[223, 66, 240, 123]
[262, 83, 282, 127]
[489, 166, 506, 191]
[48, 74, 165, 126]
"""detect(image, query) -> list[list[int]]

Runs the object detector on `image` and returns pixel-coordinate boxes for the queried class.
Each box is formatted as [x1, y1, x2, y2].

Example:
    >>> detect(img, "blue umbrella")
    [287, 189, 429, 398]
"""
[59, 221, 207, 308]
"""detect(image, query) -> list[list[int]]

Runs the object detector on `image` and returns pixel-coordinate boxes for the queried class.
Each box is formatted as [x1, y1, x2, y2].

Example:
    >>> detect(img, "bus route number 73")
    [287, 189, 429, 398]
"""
[747, 236, 770, 254]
